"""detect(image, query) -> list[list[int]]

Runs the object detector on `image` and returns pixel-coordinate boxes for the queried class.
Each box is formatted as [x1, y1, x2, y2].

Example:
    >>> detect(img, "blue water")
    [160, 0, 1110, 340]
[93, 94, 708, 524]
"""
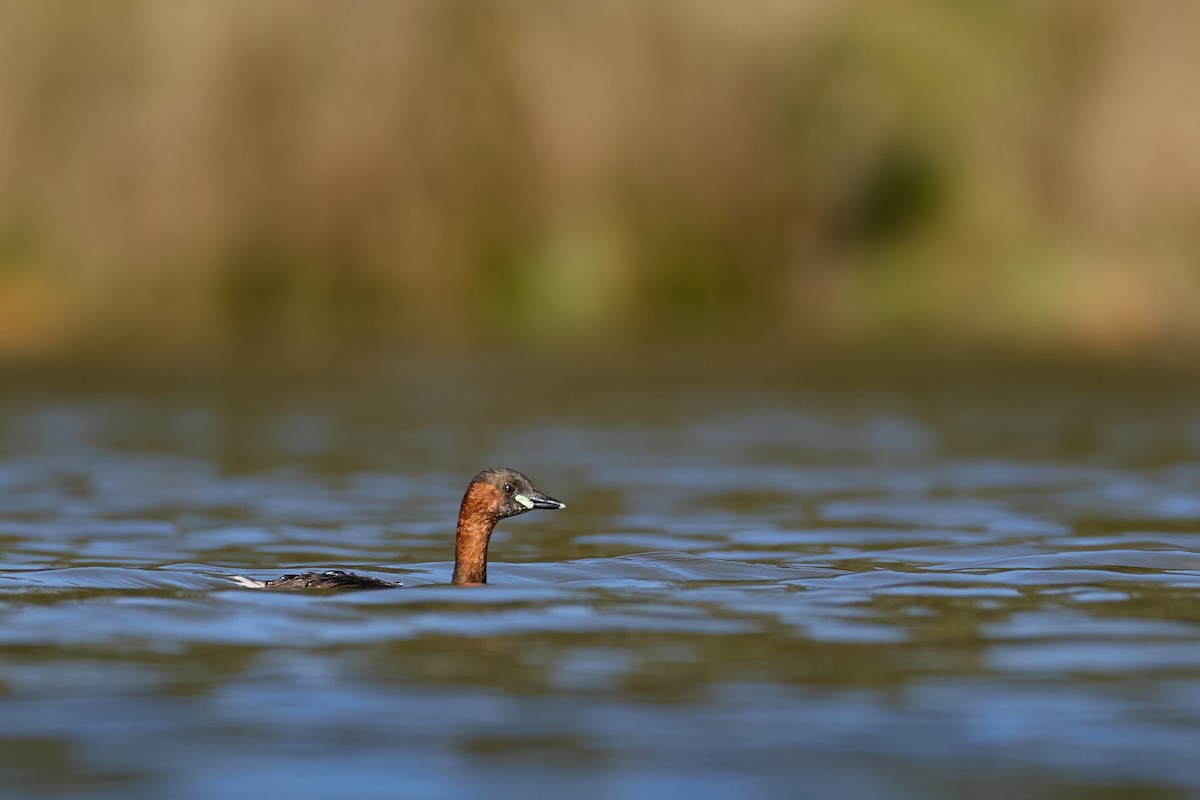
[0, 361, 1198, 799]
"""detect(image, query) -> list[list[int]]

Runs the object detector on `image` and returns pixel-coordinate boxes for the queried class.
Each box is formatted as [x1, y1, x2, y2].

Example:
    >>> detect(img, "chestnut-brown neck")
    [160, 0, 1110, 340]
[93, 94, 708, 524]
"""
[451, 482, 501, 585]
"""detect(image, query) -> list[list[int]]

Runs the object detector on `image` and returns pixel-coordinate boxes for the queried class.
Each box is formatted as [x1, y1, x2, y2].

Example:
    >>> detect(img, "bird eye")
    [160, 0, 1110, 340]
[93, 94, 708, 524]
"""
[503, 482, 514, 494]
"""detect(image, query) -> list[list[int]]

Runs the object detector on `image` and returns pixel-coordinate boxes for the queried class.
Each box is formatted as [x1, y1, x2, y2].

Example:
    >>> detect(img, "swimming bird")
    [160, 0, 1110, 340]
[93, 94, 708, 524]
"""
[231, 467, 564, 590]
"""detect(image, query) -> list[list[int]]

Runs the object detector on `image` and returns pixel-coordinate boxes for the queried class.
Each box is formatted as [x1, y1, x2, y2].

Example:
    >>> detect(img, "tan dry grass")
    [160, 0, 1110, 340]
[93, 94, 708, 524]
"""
[0, 1, 1198, 358]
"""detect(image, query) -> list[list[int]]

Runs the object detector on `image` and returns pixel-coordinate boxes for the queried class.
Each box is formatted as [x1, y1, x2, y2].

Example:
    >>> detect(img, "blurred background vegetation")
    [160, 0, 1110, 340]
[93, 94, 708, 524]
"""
[1, 0, 1198, 363]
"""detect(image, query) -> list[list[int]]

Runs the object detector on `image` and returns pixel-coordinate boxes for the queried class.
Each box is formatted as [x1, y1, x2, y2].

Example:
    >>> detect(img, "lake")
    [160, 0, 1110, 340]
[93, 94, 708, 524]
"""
[1, 355, 1198, 799]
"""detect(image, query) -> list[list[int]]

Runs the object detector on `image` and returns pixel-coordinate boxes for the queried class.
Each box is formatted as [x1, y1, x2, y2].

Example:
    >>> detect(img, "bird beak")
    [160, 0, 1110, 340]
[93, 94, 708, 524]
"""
[516, 489, 565, 510]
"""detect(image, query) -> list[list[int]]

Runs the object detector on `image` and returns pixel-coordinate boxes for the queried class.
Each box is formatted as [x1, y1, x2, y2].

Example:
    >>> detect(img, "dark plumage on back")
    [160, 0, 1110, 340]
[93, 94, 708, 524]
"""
[237, 570, 401, 590]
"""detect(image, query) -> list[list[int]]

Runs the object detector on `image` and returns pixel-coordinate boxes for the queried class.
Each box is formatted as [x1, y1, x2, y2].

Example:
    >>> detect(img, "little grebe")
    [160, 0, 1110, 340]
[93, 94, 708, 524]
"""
[231, 467, 564, 589]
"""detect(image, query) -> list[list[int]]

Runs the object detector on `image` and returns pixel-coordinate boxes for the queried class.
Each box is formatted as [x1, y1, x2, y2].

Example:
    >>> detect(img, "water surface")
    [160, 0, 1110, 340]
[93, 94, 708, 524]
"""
[1, 359, 1199, 799]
